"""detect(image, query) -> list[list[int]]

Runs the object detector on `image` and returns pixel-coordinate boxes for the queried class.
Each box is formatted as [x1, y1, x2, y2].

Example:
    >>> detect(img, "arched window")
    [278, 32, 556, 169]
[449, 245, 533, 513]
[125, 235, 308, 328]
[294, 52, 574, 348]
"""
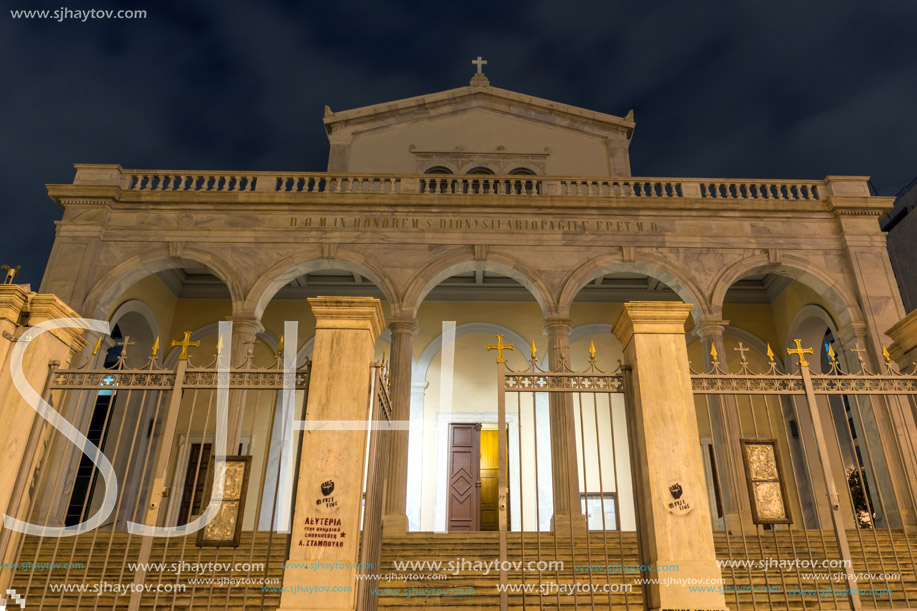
[509, 168, 538, 194]
[467, 167, 495, 175]
[423, 166, 453, 194]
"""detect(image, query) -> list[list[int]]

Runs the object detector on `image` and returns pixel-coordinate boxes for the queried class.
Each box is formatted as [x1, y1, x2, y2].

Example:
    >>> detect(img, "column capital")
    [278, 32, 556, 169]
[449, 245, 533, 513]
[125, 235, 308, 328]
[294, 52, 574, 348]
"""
[389, 318, 418, 335]
[613, 301, 692, 348]
[542, 317, 573, 337]
[0, 285, 31, 327]
[692, 318, 729, 340]
[26, 293, 88, 352]
[225, 316, 265, 336]
[308, 297, 385, 338]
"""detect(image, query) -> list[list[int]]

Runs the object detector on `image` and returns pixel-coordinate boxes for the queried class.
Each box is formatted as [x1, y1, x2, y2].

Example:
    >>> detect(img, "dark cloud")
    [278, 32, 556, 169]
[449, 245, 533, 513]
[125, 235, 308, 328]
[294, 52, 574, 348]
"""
[2, 0, 916, 286]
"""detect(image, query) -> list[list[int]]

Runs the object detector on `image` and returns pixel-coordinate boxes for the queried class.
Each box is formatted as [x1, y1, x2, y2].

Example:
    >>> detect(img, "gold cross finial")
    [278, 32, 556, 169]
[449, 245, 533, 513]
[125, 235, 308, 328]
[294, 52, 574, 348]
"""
[530, 340, 537, 360]
[766, 343, 775, 363]
[487, 334, 515, 363]
[171, 331, 200, 361]
[787, 339, 814, 368]
[588, 340, 597, 360]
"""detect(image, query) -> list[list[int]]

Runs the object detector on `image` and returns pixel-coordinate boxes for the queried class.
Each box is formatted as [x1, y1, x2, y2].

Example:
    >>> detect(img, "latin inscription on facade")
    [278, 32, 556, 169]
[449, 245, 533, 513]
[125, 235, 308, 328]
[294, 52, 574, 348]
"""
[289, 215, 662, 233]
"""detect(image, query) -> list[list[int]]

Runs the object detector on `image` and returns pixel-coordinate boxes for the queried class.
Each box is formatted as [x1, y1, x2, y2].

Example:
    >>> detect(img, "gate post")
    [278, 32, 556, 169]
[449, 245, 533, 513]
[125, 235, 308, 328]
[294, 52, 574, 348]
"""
[279, 297, 385, 611]
[0, 288, 87, 592]
[614, 302, 727, 611]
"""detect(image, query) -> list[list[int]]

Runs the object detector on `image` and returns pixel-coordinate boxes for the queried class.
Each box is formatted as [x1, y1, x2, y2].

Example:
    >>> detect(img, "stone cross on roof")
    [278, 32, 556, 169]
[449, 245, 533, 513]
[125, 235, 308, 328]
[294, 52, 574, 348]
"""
[470, 56, 490, 87]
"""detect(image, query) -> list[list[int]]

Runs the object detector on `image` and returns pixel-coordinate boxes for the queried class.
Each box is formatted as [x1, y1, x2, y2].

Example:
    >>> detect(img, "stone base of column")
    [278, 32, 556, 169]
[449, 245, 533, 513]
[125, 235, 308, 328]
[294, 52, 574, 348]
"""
[550, 512, 588, 535]
[382, 512, 409, 535]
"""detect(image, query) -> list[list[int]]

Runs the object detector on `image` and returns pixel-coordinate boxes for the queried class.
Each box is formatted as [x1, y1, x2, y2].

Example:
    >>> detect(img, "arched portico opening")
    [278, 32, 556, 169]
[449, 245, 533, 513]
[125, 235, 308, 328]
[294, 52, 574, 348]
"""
[407, 265, 545, 533]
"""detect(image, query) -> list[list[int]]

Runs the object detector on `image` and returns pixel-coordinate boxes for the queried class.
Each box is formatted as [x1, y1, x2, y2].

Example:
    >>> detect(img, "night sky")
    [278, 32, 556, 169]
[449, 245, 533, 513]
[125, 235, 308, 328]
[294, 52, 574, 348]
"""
[2, 1, 916, 287]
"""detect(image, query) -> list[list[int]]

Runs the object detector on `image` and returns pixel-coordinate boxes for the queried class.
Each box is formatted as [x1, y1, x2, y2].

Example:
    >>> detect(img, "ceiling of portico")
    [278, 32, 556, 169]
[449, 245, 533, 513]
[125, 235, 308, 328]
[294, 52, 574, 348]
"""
[157, 267, 794, 305]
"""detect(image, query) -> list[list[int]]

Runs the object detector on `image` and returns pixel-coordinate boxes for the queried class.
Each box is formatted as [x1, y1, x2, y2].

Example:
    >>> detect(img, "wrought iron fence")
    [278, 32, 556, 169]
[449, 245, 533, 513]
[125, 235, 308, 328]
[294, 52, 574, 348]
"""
[0, 338, 310, 610]
[692, 341, 917, 611]
[356, 364, 392, 611]
[495, 338, 642, 610]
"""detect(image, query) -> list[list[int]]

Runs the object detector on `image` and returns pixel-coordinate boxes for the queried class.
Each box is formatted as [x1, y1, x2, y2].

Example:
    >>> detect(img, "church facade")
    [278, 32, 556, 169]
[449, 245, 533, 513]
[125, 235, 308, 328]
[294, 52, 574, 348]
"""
[2, 65, 917, 610]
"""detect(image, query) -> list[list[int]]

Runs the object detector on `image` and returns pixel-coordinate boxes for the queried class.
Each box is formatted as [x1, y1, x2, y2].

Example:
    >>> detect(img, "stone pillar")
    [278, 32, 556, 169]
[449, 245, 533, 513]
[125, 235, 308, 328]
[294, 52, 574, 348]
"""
[279, 297, 385, 611]
[692, 319, 754, 532]
[543, 317, 586, 532]
[888, 309, 917, 370]
[226, 316, 264, 451]
[0, 286, 86, 592]
[839, 322, 917, 526]
[614, 302, 727, 611]
[406, 380, 428, 530]
[382, 318, 416, 535]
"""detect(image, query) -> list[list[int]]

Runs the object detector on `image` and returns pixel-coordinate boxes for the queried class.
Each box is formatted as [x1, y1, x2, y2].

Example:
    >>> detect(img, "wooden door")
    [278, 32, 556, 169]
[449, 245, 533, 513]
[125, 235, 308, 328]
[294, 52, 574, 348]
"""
[447, 423, 480, 532]
[479, 429, 499, 530]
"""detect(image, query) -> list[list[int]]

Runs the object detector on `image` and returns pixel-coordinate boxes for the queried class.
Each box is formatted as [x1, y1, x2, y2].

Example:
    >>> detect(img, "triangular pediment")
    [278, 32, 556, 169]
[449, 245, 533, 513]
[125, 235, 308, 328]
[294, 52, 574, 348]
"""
[324, 82, 635, 141]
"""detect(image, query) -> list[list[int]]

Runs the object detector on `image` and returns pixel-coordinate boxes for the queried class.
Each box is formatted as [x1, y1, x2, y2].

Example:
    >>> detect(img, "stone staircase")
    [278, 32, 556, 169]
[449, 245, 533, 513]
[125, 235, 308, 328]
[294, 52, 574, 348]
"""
[375, 531, 644, 610]
[7, 529, 917, 609]
[712, 529, 917, 610]
[9, 531, 288, 609]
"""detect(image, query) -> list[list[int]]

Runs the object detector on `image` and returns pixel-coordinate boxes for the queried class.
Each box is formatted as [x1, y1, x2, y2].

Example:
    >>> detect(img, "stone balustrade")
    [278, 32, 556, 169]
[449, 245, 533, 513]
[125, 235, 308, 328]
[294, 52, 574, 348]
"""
[65, 164, 871, 202]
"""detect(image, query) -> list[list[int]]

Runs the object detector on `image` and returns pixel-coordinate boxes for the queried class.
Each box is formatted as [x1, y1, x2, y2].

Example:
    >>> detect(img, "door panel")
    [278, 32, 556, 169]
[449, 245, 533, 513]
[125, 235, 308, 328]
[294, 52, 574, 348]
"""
[480, 430, 499, 530]
[448, 423, 480, 532]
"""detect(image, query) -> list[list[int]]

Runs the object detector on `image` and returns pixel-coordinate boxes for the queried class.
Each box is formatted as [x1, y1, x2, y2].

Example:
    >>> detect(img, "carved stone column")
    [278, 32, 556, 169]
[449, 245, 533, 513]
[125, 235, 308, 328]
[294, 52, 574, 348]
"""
[693, 319, 754, 532]
[838, 322, 917, 526]
[227, 316, 264, 451]
[543, 317, 586, 533]
[614, 302, 726, 611]
[382, 318, 417, 535]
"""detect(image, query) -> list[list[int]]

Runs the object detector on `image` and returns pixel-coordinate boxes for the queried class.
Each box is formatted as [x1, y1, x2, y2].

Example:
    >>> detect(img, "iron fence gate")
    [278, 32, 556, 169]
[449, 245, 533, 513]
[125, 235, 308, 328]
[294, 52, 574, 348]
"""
[0, 336, 310, 610]
[356, 364, 392, 611]
[495, 338, 643, 610]
[692, 341, 917, 610]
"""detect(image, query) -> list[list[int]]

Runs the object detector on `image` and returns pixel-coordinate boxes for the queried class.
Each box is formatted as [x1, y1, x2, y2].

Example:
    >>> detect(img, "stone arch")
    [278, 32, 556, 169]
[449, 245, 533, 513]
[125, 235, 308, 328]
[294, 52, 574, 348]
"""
[459, 161, 499, 174]
[686, 324, 787, 371]
[108, 299, 160, 368]
[160, 321, 280, 368]
[414, 322, 528, 381]
[557, 252, 710, 321]
[84, 247, 244, 320]
[243, 249, 399, 320]
[401, 252, 553, 316]
[785, 304, 842, 375]
[709, 254, 862, 330]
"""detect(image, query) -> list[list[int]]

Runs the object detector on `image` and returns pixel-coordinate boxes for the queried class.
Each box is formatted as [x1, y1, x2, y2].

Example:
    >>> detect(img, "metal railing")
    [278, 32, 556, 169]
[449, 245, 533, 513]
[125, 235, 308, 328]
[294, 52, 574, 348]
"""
[0, 342, 310, 610]
[692, 343, 917, 611]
